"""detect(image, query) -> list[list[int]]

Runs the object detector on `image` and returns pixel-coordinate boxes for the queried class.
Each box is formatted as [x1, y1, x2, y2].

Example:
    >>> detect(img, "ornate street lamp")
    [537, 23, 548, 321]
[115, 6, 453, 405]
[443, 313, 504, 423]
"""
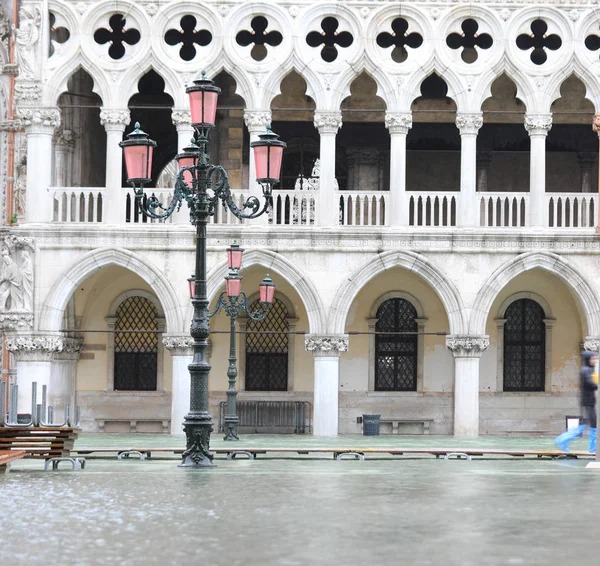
[120, 72, 286, 467]
[209, 244, 275, 441]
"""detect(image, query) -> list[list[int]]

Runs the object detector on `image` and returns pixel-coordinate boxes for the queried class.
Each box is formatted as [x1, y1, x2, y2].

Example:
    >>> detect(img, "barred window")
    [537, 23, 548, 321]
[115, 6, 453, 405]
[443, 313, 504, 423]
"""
[245, 298, 289, 391]
[114, 296, 158, 391]
[503, 299, 546, 392]
[375, 298, 418, 391]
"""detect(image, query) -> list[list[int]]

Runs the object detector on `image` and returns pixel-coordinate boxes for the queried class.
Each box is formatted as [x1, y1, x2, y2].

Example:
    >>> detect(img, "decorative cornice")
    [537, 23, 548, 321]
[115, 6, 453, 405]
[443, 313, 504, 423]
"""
[99, 109, 131, 131]
[0, 313, 34, 332]
[244, 110, 272, 133]
[2, 235, 35, 250]
[4, 334, 75, 362]
[171, 110, 192, 129]
[445, 335, 490, 358]
[16, 107, 61, 130]
[593, 114, 600, 138]
[314, 112, 342, 135]
[524, 114, 552, 136]
[0, 120, 22, 132]
[305, 335, 349, 357]
[14, 82, 42, 102]
[385, 112, 412, 135]
[456, 113, 483, 135]
[163, 335, 194, 356]
[584, 337, 600, 353]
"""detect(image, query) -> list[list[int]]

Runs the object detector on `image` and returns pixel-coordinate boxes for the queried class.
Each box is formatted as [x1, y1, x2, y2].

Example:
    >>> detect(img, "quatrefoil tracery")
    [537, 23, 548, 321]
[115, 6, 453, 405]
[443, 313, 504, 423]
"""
[306, 17, 354, 63]
[236, 16, 282, 62]
[49, 12, 70, 57]
[446, 19, 493, 63]
[165, 15, 212, 62]
[516, 19, 562, 65]
[94, 14, 141, 60]
[376, 18, 423, 63]
[585, 31, 600, 58]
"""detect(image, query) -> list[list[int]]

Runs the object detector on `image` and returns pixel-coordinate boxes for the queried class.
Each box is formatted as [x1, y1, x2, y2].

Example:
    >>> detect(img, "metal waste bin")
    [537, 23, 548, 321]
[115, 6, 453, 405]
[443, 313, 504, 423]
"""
[362, 414, 381, 436]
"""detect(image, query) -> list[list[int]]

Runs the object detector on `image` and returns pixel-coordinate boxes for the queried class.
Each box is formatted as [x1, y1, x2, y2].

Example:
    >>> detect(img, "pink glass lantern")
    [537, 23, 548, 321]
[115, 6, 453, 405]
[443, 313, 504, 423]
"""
[225, 272, 242, 298]
[250, 127, 286, 186]
[176, 139, 200, 185]
[259, 275, 275, 304]
[226, 244, 244, 271]
[119, 123, 157, 183]
[186, 72, 221, 129]
[187, 274, 195, 299]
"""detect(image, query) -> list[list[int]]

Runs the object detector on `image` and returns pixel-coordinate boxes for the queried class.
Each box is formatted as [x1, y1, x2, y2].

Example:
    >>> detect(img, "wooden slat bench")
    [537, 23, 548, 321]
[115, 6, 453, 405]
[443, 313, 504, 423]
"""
[0, 427, 80, 460]
[0, 450, 25, 472]
[379, 418, 434, 434]
[96, 418, 170, 433]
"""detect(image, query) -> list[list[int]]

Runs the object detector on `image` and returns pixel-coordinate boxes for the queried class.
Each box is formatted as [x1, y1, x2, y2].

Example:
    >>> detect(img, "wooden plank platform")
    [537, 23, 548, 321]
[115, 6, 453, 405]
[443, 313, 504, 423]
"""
[0, 427, 80, 460]
[70, 446, 595, 459]
[0, 450, 26, 472]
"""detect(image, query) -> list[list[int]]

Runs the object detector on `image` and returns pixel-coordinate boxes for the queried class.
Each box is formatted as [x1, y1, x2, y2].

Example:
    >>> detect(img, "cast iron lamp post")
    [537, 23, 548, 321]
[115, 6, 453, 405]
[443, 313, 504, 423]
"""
[207, 244, 275, 441]
[119, 72, 286, 468]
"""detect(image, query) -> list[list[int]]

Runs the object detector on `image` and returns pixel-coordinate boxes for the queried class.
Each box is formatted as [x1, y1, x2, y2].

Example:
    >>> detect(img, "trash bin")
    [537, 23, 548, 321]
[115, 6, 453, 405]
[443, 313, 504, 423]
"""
[363, 414, 381, 436]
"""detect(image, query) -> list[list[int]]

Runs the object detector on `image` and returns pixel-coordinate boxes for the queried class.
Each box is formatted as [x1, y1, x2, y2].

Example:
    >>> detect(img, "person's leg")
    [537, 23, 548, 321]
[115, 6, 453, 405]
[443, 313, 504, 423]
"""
[587, 406, 597, 454]
[555, 415, 587, 452]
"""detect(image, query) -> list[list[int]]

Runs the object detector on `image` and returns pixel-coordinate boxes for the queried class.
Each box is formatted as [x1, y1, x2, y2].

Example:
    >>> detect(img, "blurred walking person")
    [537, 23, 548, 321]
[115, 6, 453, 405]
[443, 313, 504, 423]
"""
[555, 351, 598, 454]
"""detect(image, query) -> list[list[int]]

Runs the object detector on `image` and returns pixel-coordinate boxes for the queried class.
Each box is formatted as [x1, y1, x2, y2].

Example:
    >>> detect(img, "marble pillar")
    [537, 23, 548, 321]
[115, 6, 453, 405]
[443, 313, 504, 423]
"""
[244, 110, 272, 226]
[385, 112, 412, 227]
[314, 112, 343, 226]
[163, 335, 194, 434]
[525, 114, 552, 228]
[456, 113, 483, 227]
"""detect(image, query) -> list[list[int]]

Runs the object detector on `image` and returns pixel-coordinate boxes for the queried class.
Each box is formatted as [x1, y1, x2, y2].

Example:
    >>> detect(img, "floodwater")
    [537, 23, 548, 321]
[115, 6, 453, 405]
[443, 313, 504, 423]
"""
[2, 436, 600, 566]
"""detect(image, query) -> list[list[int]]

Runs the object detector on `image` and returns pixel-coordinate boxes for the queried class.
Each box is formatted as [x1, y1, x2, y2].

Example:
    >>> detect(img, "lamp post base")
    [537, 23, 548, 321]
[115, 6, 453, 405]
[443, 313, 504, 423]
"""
[223, 415, 240, 441]
[179, 421, 216, 468]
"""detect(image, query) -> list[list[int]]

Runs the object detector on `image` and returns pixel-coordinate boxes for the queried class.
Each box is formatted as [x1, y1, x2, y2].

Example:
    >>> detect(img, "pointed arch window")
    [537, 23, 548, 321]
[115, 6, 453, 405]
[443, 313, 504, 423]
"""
[114, 296, 158, 391]
[503, 299, 546, 391]
[375, 298, 418, 391]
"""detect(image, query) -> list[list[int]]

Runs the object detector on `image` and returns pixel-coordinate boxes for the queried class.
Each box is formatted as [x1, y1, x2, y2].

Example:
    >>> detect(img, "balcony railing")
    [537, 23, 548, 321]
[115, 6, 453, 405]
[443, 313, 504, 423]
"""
[338, 190, 388, 226]
[479, 193, 528, 228]
[409, 192, 458, 227]
[51, 187, 104, 223]
[547, 194, 597, 228]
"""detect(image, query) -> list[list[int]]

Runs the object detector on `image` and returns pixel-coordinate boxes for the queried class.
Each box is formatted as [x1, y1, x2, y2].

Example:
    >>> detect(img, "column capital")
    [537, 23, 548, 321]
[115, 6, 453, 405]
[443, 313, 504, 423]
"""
[445, 335, 490, 358]
[584, 336, 600, 352]
[5, 333, 82, 362]
[305, 334, 349, 357]
[244, 110, 272, 133]
[314, 111, 342, 135]
[163, 334, 194, 356]
[593, 114, 600, 138]
[172, 109, 192, 130]
[524, 113, 552, 136]
[455, 113, 483, 135]
[100, 108, 131, 132]
[385, 112, 412, 135]
[16, 106, 60, 132]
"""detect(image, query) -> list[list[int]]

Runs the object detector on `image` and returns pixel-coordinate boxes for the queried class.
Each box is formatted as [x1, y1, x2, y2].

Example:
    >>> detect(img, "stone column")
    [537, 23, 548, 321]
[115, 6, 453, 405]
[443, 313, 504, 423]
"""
[16, 107, 61, 223]
[5, 334, 65, 414]
[172, 110, 194, 152]
[50, 338, 83, 414]
[314, 112, 343, 226]
[385, 112, 412, 227]
[456, 113, 483, 227]
[577, 153, 597, 193]
[476, 152, 492, 192]
[593, 115, 600, 232]
[446, 335, 489, 437]
[305, 335, 349, 436]
[100, 109, 130, 224]
[53, 129, 74, 187]
[244, 110, 272, 226]
[163, 335, 194, 434]
[525, 114, 552, 228]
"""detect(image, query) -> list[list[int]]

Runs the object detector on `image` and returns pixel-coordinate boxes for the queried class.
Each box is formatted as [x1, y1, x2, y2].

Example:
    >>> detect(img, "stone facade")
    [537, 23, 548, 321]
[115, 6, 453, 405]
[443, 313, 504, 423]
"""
[2, 0, 600, 436]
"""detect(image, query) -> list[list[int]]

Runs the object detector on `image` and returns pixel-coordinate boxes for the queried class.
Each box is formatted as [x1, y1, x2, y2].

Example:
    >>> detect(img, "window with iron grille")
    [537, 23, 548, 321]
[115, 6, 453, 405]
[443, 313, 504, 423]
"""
[114, 296, 158, 391]
[245, 298, 289, 391]
[503, 299, 546, 392]
[375, 298, 418, 391]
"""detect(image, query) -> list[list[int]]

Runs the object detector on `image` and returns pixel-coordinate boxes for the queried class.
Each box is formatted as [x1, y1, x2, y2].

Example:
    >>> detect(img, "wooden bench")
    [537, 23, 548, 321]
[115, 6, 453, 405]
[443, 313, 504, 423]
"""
[96, 418, 170, 433]
[0, 450, 25, 472]
[0, 427, 80, 459]
[379, 418, 434, 435]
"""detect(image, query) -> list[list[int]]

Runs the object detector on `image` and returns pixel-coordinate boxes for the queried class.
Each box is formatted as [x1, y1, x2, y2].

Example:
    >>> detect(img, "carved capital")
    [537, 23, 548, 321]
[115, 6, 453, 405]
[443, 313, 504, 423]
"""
[0, 313, 34, 332]
[0, 120, 22, 131]
[244, 110, 272, 133]
[100, 109, 131, 131]
[172, 110, 192, 129]
[593, 114, 600, 138]
[584, 337, 600, 353]
[385, 112, 412, 135]
[314, 112, 342, 135]
[456, 113, 483, 135]
[524, 114, 552, 136]
[5, 334, 69, 362]
[16, 107, 61, 131]
[445, 335, 490, 358]
[305, 335, 349, 357]
[14, 82, 42, 102]
[163, 335, 194, 356]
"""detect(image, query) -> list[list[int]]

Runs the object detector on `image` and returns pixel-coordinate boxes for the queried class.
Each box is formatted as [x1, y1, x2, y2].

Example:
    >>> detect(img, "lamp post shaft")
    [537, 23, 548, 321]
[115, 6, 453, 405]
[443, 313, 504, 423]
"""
[224, 314, 240, 441]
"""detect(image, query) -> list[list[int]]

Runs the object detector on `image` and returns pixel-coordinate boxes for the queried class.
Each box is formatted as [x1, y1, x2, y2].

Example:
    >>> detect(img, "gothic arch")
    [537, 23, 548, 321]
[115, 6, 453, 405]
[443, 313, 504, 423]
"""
[38, 247, 182, 334]
[330, 251, 467, 335]
[206, 249, 326, 335]
[470, 252, 600, 336]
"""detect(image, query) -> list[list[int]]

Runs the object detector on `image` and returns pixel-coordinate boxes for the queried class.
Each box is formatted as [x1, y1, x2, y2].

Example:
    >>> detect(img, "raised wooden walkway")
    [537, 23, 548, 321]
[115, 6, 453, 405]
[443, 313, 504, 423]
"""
[0, 428, 80, 459]
[0, 450, 26, 472]
[71, 446, 595, 460]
